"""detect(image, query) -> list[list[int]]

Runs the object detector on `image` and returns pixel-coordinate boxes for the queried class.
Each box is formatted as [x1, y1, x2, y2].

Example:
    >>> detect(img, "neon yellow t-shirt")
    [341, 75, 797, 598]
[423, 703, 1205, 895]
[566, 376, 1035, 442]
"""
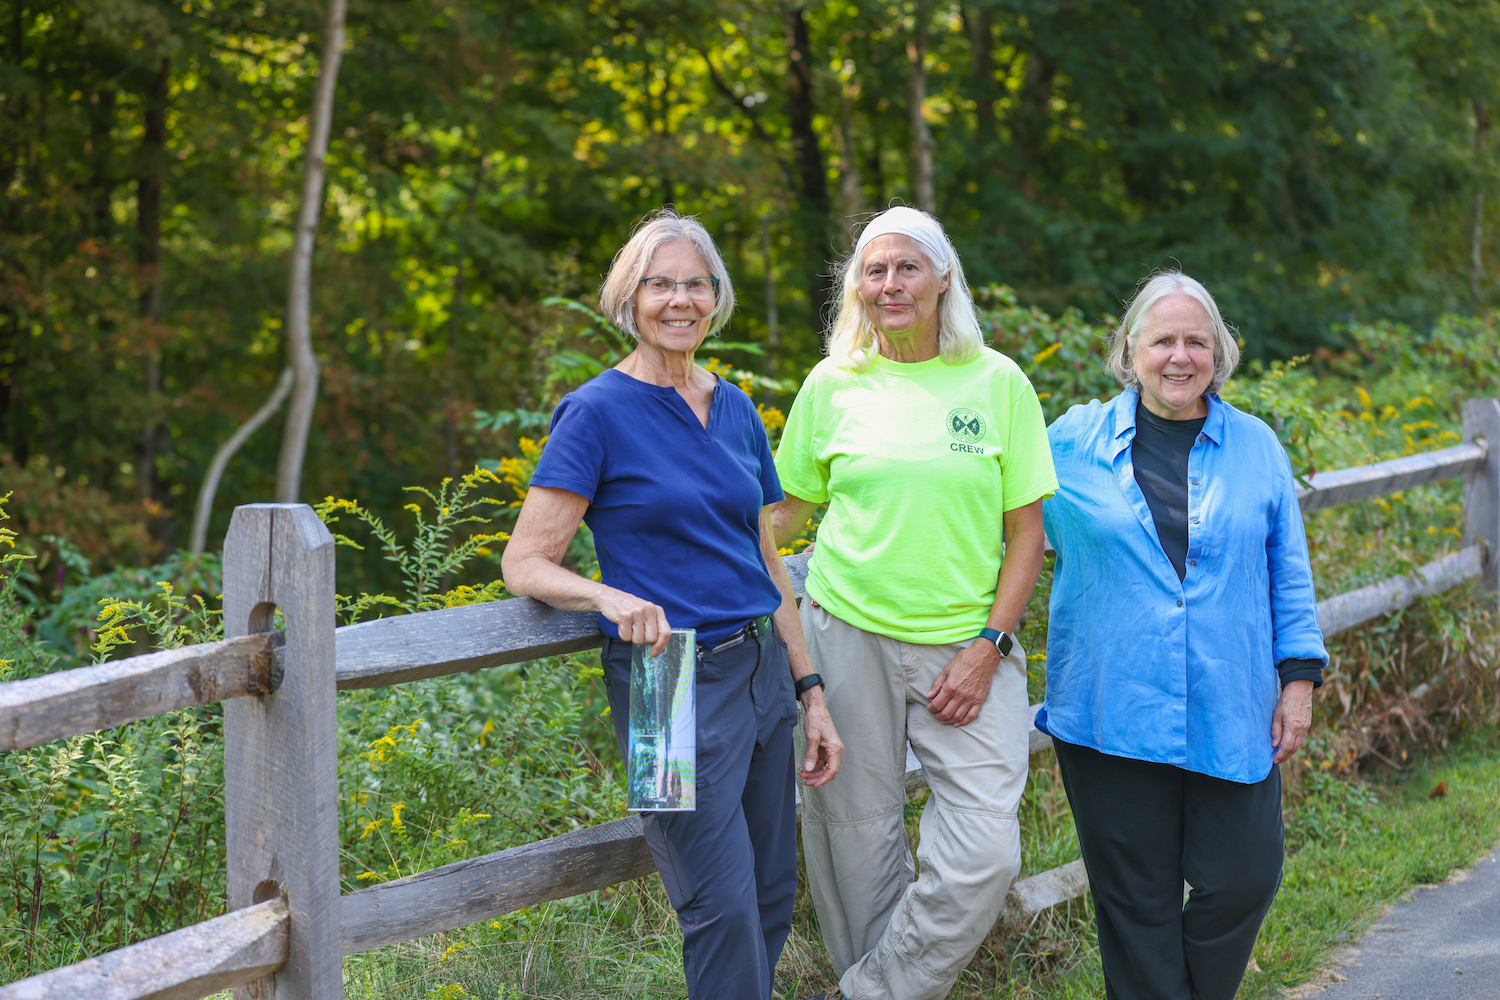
[775, 347, 1058, 643]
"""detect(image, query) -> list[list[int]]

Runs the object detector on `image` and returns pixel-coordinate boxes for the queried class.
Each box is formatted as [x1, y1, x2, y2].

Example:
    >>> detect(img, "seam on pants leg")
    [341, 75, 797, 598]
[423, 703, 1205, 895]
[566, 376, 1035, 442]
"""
[934, 803, 1017, 821]
[887, 888, 950, 985]
[801, 803, 905, 829]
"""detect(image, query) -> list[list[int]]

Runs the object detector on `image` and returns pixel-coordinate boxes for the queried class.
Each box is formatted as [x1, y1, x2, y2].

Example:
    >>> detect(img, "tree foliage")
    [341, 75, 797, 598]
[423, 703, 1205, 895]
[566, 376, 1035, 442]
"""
[2, 0, 1498, 581]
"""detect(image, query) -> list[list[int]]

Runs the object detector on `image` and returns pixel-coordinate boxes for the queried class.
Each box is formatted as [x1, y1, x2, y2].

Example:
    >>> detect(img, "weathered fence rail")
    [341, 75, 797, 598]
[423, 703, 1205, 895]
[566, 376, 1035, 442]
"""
[1, 398, 1496, 1000]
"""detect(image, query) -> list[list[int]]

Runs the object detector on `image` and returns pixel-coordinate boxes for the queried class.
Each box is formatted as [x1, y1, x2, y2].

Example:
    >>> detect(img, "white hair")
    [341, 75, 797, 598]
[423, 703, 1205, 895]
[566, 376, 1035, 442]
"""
[1106, 270, 1242, 395]
[825, 207, 983, 372]
[600, 208, 735, 340]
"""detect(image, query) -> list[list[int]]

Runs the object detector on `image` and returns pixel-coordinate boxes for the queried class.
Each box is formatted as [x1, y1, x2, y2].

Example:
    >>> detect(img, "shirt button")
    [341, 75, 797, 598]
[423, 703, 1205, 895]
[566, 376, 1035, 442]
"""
[1190, 560, 1197, 567]
[1176, 600, 1183, 607]
[1191, 516, 1200, 524]
[1191, 478, 1199, 485]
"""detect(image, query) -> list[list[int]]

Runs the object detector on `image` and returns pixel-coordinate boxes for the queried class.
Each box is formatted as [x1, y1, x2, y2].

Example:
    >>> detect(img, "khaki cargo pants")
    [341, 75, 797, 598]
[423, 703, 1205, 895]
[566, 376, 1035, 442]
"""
[799, 601, 1030, 1000]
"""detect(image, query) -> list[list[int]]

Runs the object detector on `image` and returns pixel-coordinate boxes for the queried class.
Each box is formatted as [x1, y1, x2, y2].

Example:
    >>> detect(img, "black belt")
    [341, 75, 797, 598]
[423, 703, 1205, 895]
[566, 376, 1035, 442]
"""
[708, 615, 774, 653]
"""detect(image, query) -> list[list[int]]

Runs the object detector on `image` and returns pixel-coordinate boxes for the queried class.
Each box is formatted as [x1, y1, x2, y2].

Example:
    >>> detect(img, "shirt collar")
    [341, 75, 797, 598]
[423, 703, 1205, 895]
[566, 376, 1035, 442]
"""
[1109, 388, 1224, 458]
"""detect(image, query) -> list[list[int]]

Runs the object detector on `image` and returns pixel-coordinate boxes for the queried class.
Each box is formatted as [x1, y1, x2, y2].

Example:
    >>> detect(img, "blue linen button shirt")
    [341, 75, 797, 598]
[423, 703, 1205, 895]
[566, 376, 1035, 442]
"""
[1038, 389, 1328, 783]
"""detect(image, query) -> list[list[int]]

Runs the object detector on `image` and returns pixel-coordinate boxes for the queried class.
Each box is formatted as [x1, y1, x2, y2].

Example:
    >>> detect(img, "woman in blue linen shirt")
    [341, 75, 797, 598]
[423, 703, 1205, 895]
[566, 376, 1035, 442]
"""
[1040, 270, 1327, 1000]
[502, 209, 842, 1000]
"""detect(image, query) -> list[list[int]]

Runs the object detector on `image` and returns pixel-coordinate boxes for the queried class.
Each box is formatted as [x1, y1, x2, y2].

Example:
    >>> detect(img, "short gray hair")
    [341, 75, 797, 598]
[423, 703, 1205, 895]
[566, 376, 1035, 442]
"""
[600, 209, 735, 340]
[1105, 270, 1241, 395]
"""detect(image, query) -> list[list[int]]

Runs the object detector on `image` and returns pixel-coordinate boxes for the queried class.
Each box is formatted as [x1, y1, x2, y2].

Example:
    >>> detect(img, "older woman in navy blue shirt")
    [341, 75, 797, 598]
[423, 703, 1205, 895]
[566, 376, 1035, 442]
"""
[502, 209, 843, 1000]
[1040, 270, 1327, 1000]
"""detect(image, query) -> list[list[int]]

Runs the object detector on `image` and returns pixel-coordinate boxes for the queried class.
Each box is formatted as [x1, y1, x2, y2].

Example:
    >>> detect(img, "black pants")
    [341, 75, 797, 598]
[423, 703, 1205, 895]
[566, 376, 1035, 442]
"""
[601, 627, 799, 1000]
[1053, 739, 1284, 1000]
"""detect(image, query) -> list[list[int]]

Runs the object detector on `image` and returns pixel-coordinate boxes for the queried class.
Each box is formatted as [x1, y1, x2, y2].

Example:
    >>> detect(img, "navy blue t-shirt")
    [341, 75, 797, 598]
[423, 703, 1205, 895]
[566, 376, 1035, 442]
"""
[529, 368, 785, 645]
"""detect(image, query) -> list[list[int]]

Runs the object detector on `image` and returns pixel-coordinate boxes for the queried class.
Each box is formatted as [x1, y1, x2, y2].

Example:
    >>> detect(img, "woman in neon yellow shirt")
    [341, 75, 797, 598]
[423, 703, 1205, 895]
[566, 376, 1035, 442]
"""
[771, 207, 1056, 1000]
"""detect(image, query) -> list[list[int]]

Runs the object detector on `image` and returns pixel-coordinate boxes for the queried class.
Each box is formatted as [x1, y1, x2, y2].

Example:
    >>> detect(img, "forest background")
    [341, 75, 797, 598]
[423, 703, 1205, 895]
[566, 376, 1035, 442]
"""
[6, 2, 1500, 996]
[5, 0, 1500, 579]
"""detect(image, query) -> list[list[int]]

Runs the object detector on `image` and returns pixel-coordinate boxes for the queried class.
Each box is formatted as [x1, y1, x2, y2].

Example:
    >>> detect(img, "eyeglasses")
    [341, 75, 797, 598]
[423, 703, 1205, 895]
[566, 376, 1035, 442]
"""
[639, 276, 719, 299]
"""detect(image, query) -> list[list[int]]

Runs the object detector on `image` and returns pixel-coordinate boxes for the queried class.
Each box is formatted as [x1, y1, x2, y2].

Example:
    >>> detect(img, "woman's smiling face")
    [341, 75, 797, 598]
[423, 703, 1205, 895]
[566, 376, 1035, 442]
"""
[633, 241, 714, 355]
[1133, 293, 1216, 420]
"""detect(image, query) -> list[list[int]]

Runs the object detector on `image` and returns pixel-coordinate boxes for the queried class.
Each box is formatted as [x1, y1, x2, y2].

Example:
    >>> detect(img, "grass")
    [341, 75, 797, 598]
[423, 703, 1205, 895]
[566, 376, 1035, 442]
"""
[242, 726, 1497, 1000]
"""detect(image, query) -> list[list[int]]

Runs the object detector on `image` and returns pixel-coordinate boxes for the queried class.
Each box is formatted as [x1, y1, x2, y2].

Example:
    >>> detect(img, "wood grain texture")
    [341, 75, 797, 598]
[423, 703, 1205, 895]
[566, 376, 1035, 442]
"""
[333, 599, 600, 690]
[331, 554, 812, 691]
[1315, 545, 1484, 638]
[1296, 442, 1486, 514]
[0, 898, 287, 1000]
[222, 504, 341, 1000]
[340, 806, 1089, 953]
[0, 634, 280, 752]
[1463, 399, 1500, 597]
[1000, 860, 1090, 932]
[782, 550, 811, 600]
[340, 816, 655, 954]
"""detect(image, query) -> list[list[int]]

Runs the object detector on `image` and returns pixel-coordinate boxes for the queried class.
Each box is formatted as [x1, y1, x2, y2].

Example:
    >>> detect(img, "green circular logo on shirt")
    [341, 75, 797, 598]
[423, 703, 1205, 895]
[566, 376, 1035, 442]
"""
[946, 407, 987, 443]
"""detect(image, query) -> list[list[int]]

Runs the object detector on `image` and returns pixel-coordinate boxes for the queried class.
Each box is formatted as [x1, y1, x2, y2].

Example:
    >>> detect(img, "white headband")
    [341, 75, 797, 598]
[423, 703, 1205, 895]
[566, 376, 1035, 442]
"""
[852, 206, 953, 274]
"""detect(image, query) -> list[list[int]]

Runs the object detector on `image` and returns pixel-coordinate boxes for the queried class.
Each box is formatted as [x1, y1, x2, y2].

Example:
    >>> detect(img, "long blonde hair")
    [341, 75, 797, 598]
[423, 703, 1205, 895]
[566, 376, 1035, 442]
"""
[825, 207, 983, 372]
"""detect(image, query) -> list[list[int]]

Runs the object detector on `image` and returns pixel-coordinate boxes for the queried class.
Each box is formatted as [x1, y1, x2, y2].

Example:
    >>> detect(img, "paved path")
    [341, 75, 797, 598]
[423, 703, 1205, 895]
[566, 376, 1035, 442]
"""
[1306, 845, 1500, 998]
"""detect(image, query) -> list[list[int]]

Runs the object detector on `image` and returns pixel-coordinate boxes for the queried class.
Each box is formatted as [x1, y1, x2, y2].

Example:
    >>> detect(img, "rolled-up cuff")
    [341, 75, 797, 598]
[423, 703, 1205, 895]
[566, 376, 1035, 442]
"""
[1276, 657, 1324, 689]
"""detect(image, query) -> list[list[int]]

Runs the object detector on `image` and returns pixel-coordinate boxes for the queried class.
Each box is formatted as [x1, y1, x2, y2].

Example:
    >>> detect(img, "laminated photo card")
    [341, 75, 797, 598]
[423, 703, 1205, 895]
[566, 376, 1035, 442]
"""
[627, 628, 697, 811]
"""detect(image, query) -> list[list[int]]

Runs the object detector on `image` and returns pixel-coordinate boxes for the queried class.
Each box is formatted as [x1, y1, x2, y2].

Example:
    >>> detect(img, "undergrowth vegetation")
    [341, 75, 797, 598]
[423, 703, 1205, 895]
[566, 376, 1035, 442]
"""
[3, 297, 1500, 997]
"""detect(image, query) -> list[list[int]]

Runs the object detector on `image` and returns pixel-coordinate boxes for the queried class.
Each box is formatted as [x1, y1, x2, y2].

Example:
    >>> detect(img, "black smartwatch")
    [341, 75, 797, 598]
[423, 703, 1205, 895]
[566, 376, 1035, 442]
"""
[977, 628, 1013, 657]
[794, 673, 826, 697]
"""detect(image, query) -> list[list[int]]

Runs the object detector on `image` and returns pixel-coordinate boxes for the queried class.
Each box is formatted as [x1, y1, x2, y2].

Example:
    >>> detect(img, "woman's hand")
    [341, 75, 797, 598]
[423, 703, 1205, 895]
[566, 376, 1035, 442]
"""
[1271, 679, 1315, 764]
[597, 590, 672, 655]
[798, 689, 844, 786]
[926, 642, 1001, 726]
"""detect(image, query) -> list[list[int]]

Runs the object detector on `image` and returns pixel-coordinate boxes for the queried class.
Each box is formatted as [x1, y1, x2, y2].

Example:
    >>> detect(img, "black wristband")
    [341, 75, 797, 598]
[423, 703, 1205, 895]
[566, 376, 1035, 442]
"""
[794, 673, 825, 697]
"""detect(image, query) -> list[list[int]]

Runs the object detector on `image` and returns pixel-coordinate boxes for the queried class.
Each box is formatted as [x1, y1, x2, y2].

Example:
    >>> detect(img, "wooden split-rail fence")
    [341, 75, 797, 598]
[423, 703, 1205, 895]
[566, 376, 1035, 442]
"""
[1, 398, 1497, 1000]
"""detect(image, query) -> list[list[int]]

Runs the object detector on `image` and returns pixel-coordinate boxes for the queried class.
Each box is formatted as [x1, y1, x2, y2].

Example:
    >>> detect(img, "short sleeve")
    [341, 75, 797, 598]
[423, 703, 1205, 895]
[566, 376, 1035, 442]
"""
[530, 395, 607, 501]
[1000, 370, 1059, 510]
[773, 372, 830, 503]
[753, 408, 785, 506]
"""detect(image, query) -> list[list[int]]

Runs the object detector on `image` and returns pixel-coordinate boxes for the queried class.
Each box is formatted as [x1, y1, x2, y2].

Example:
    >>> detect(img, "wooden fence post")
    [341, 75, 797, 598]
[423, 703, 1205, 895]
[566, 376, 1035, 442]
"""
[1463, 399, 1500, 603]
[222, 504, 341, 1000]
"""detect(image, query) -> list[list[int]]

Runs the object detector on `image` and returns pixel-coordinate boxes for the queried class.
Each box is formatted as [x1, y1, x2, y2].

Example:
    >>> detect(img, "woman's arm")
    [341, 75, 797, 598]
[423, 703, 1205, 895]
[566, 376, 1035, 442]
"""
[501, 485, 672, 654]
[926, 498, 1047, 726]
[759, 506, 843, 786]
[770, 493, 820, 550]
[1264, 454, 1327, 763]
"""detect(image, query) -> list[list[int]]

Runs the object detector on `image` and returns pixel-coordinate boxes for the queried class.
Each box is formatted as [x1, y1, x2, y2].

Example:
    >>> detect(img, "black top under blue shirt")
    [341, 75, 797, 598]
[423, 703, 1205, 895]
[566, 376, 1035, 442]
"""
[1131, 400, 1204, 584]
[529, 368, 785, 646]
[1132, 396, 1322, 689]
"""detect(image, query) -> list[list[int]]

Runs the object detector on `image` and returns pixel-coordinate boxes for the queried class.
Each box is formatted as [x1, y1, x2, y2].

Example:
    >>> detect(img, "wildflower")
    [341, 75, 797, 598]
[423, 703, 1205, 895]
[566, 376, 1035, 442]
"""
[757, 404, 786, 434]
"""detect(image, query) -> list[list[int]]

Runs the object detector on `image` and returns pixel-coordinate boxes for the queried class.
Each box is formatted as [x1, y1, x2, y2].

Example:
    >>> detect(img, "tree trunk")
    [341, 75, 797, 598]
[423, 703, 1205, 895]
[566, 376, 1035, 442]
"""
[783, 5, 832, 325]
[761, 213, 779, 376]
[1474, 98, 1490, 306]
[908, 0, 935, 214]
[276, 0, 348, 503]
[967, 2, 996, 151]
[1013, 47, 1057, 202]
[837, 86, 866, 241]
[190, 368, 294, 556]
[87, 88, 116, 238]
[444, 154, 485, 480]
[136, 57, 169, 544]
